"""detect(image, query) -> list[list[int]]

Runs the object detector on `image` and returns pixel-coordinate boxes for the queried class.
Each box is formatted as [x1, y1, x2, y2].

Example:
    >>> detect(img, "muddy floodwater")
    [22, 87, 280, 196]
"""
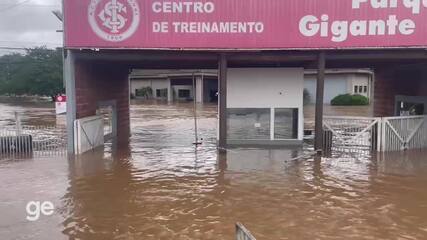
[1, 100, 427, 240]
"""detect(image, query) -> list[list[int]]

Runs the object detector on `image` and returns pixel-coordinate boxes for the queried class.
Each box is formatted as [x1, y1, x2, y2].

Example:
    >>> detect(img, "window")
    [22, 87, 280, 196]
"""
[354, 85, 368, 94]
[227, 108, 270, 140]
[156, 88, 168, 98]
[178, 89, 190, 98]
[274, 108, 298, 139]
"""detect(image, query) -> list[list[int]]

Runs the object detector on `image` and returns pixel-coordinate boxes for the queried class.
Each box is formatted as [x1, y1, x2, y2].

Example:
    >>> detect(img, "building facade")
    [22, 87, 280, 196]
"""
[63, 0, 427, 153]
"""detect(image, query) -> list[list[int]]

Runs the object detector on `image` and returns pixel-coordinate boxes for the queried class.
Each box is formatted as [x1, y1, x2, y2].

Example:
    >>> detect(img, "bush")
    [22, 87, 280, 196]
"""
[331, 94, 369, 106]
[135, 87, 153, 98]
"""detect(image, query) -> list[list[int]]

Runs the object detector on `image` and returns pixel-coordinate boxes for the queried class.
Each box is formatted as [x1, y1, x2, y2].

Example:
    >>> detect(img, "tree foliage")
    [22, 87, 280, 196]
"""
[0, 47, 63, 99]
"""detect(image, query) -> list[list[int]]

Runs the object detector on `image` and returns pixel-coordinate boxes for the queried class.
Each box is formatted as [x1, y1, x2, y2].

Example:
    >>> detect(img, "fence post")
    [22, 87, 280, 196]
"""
[15, 112, 22, 136]
[381, 118, 386, 152]
[376, 119, 381, 152]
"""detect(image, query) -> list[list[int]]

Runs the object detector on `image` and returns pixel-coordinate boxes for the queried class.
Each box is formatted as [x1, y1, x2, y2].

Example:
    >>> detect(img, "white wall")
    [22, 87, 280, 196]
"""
[227, 68, 304, 108]
[131, 79, 151, 94]
[304, 72, 372, 104]
[227, 68, 304, 140]
[304, 74, 350, 104]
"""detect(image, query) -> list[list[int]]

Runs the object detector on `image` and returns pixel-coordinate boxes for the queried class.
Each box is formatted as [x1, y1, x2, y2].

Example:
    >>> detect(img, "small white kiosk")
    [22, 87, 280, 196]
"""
[226, 68, 304, 145]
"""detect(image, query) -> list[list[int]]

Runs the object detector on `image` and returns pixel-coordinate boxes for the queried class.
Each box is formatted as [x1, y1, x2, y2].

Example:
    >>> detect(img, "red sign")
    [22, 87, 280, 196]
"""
[64, 0, 427, 49]
[56, 95, 67, 103]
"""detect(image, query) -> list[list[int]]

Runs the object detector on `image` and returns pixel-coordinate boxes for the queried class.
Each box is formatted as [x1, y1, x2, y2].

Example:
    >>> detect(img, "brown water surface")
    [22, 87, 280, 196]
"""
[0, 100, 427, 240]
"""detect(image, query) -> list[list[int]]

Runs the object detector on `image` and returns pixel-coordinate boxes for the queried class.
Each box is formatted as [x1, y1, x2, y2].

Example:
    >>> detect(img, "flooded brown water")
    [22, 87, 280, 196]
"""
[304, 104, 373, 129]
[1, 100, 427, 240]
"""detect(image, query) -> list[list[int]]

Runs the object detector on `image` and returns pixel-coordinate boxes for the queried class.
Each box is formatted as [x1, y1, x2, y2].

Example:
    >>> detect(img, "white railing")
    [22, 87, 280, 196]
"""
[236, 223, 256, 240]
[0, 125, 67, 159]
[323, 116, 380, 153]
[381, 115, 427, 152]
[323, 115, 427, 153]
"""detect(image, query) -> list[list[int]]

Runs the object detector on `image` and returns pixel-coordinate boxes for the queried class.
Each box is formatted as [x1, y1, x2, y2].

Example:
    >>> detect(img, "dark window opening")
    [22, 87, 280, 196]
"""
[156, 89, 167, 98]
[178, 89, 191, 98]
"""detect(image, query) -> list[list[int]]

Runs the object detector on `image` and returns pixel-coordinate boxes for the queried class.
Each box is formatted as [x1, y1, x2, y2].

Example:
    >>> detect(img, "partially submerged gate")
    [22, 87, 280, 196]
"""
[381, 115, 427, 152]
[323, 116, 380, 153]
[0, 125, 67, 159]
[323, 115, 427, 153]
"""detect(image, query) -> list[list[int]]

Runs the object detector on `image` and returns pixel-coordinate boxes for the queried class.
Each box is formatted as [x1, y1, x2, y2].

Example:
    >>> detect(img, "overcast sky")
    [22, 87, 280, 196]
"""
[0, 0, 62, 55]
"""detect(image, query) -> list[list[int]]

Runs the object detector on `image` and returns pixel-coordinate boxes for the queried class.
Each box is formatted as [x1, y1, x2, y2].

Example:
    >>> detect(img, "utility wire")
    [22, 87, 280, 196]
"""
[0, 4, 60, 7]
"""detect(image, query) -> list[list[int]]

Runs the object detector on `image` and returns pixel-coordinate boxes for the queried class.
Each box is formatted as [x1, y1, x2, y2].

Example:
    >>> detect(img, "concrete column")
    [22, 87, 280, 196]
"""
[314, 51, 326, 153]
[167, 78, 173, 102]
[196, 76, 204, 103]
[64, 50, 76, 154]
[218, 54, 227, 149]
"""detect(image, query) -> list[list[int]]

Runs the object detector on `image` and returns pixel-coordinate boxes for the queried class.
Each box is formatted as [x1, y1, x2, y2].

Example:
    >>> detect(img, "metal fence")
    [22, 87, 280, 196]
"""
[323, 115, 427, 153]
[323, 116, 380, 153]
[0, 125, 67, 159]
[381, 115, 427, 152]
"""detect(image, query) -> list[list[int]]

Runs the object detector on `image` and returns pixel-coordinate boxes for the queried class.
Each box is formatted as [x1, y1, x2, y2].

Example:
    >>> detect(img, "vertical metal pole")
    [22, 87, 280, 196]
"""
[218, 54, 227, 149]
[314, 51, 326, 153]
[192, 73, 201, 146]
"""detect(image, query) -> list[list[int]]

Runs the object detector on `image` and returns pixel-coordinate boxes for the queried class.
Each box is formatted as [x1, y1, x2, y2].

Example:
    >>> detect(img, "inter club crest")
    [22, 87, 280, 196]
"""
[88, 0, 140, 42]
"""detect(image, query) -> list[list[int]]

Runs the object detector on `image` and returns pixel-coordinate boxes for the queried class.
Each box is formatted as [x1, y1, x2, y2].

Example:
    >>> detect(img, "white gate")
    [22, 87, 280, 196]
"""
[323, 115, 427, 153]
[323, 116, 381, 153]
[74, 116, 104, 154]
[381, 115, 427, 152]
[236, 223, 256, 240]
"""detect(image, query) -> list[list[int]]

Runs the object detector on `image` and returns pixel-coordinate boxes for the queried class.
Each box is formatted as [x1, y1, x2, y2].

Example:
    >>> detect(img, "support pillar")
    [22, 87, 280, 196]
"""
[314, 51, 326, 153]
[196, 76, 204, 103]
[74, 62, 130, 148]
[218, 54, 227, 149]
[167, 78, 173, 102]
[64, 50, 76, 154]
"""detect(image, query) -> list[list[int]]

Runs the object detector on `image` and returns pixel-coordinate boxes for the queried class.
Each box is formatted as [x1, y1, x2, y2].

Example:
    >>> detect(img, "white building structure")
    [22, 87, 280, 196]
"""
[131, 69, 373, 105]
[130, 69, 218, 103]
[227, 68, 304, 145]
[304, 69, 373, 104]
[129, 68, 372, 145]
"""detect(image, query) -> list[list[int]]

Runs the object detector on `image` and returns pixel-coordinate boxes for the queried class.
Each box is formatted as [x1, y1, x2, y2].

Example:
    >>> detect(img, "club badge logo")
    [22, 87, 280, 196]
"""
[88, 0, 140, 42]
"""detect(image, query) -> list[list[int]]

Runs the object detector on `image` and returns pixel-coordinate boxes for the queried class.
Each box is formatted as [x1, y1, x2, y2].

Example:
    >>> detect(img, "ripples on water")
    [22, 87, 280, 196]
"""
[0, 101, 427, 240]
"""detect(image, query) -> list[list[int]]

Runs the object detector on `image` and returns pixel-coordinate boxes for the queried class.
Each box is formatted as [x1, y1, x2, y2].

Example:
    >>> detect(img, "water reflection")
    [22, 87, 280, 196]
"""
[62, 147, 427, 239]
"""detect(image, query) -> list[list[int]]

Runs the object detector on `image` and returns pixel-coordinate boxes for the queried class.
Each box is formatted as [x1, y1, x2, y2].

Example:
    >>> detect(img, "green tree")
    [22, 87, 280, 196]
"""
[0, 47, 64, 100]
